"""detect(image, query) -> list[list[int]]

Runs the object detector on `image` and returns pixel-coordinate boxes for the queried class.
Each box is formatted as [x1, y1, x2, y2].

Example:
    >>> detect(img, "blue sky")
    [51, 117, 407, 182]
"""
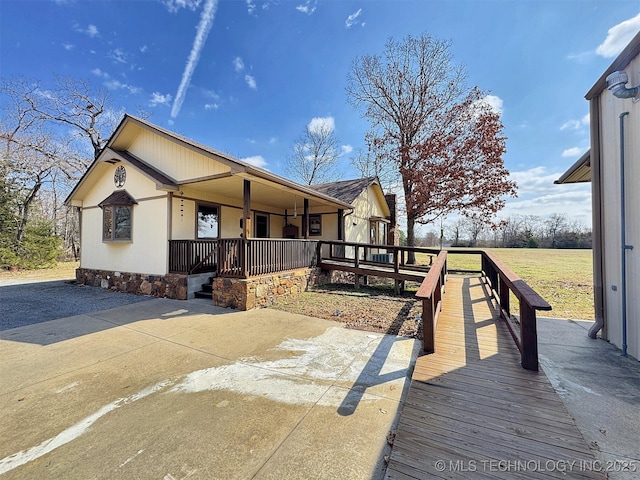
[2, 0, 640, 230]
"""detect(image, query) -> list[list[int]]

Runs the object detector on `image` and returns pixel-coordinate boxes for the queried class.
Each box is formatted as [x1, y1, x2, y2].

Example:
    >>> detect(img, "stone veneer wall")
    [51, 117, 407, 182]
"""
[76, 267, 352, 308]
[212, 267, 335, 310]
[76, 268, 188, 300]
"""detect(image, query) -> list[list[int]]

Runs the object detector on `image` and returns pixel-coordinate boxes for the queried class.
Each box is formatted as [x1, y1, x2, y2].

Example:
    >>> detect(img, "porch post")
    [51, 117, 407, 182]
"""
[337, 209, 344, 241]
[243, 180, 251, 239]
[302, 198, 309, 239]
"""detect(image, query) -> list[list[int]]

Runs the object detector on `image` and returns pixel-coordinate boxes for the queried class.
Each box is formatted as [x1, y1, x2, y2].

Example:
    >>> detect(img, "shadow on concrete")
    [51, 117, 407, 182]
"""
[0, 280, 232, 347]
[337, 300, 419, 416]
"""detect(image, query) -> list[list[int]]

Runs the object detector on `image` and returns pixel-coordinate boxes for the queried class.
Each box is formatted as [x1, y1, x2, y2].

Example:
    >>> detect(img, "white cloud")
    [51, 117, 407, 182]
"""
[241, 155, 268, 169]
[480, 95, 503, 115]
[246, 0, 256, 15]
[73, 23, 99, 37]
[63, 43, 74, 51]
[596, 13, 640, 58]
[245, 74, 257, 90]
[562, 147, 585, 158]
[162, 0, 202, 13]
[560, 114, 590, 131]
[341, 145, 353, 155]
[109, 48, 128, 64]
[92, 69, 140, 94]
[503, 166, 592, 227]
[171, 0, 220, 119]
[345, 9, 363, 28]
[104, 79, 141, 94]
[308, 116, 335, 134]
[149, 92, 173, 107]
[296, 0, 316, 15]
[204, 103, 219, 110]
[140, 45, 148, 53]
[233, 56, 245, 72]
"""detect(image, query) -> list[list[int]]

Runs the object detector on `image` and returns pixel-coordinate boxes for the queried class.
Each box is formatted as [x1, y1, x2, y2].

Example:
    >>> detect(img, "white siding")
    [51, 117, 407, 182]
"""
[79, 163, 169, 275]
[599, 55, 640, 359]
[81, 197, 169, 275]
[345, 185, 389, 243]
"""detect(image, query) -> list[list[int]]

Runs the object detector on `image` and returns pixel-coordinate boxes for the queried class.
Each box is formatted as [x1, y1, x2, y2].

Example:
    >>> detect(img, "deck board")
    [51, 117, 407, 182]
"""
[385, 275, 605, 480]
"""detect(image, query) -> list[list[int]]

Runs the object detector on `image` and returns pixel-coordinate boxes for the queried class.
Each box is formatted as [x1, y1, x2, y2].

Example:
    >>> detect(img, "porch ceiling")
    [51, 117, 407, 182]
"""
[182, 174, 352, 211]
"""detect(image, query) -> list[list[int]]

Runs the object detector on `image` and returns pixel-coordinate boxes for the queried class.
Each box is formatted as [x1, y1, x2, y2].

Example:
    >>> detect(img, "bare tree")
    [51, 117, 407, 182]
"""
[286, 121, 341, 185]
[2, 77, 114, 159]
[461, 216, 487, 247]
[347, 33, 516, 260]
[350, 144, 398, 191]
[1, 76, 115, 263]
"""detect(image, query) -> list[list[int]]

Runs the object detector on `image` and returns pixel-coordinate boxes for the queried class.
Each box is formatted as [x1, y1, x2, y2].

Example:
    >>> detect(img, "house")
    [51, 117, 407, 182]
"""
[65, 114, 395, 308]
[556, 31, 640, 360]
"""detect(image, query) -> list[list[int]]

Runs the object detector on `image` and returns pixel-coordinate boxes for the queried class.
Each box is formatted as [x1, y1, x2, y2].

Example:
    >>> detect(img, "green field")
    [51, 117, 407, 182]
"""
[2, 250, 595, 321]
[417, 248, 594, 320]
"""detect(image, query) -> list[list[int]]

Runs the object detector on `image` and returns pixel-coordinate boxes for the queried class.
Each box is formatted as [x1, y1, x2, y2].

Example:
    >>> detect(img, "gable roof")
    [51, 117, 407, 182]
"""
[98, 190, 138, 207]
[310, 177, 380, 204]
[66, 114, 353, 210]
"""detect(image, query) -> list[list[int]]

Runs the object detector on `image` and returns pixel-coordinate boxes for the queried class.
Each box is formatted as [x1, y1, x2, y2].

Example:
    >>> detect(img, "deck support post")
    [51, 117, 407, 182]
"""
[520, 301, 539, 371]
[354, 274, 360, 290]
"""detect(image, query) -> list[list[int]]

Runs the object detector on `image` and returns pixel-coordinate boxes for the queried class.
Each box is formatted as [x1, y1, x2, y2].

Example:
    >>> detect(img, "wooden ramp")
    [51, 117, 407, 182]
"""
[385, 275, 604, 480]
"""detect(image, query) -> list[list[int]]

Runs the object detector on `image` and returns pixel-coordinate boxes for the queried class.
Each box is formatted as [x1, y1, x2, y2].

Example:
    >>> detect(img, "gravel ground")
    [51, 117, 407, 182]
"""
[268, 282, 424, 339]
[0, 279, 152, 331]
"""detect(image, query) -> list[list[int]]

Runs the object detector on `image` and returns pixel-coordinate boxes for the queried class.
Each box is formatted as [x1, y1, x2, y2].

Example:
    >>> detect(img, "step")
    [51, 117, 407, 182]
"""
[194, 290, 213, 299]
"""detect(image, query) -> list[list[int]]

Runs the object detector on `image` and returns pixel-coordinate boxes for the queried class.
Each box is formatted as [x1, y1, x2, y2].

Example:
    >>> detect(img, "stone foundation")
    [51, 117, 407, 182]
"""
[212, 267, 328, 310]
[75, 268, 188, 300]
[75, 266, 340, 308]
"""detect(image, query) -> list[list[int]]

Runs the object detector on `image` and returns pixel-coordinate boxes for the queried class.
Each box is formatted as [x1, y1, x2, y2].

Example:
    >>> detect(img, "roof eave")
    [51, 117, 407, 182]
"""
[555, 149, 591, 184]
[586, 31, 640, 100]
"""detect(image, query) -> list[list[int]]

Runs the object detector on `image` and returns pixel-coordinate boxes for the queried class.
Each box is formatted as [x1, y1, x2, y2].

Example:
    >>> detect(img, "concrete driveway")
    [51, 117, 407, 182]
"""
[0, 291, 419, 479]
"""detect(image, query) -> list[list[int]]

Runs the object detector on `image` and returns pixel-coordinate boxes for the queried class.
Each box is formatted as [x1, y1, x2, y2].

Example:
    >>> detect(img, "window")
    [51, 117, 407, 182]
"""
[369, 218, 388, 245]
[197, 204, 219, 238]
[100, 190, 137, 242]
[103, 205, 133, 241]
[309, 214, 322, 236]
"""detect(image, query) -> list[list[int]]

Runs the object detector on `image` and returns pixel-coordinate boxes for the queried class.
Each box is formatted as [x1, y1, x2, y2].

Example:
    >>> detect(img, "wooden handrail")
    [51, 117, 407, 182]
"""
[479, 250, 551, 371]
[415, 248, 551, 371]
[415, 251, 448, 354]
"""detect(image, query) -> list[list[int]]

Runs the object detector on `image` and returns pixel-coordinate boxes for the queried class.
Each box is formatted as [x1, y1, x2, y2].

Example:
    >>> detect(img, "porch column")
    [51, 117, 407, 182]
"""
[302, 198, 309, 239]
[337, 209, 344, 241]
[243, 180, 251, 238]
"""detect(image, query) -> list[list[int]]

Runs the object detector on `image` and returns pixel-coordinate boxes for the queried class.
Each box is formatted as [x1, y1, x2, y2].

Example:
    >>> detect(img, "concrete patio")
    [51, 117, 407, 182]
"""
[0, 296, 419, 479]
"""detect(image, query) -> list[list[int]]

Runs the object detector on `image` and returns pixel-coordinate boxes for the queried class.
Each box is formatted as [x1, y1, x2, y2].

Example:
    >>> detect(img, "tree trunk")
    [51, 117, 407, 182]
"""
[406, 215, 416, 264]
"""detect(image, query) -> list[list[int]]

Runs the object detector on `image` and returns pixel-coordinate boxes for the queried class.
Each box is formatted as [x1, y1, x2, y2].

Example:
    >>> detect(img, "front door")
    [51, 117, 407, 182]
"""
[255, 213, 269, 238]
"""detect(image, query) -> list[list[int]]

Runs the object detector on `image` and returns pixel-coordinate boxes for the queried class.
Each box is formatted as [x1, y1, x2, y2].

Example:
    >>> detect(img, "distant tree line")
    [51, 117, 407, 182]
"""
[413, 213, 591, 249]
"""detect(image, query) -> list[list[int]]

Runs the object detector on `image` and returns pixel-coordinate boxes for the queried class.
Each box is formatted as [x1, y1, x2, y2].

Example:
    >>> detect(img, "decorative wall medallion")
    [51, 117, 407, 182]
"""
[114, 165, 126, 188]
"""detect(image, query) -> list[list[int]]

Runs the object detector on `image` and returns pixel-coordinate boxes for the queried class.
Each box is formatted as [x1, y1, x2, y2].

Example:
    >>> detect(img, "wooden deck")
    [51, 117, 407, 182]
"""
[318, 258, 431, 283]
[385, 275, 605, 480]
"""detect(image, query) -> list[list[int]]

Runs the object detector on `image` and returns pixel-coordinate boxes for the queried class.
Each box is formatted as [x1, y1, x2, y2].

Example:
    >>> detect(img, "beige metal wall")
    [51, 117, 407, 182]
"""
[599, 56, 640, 359]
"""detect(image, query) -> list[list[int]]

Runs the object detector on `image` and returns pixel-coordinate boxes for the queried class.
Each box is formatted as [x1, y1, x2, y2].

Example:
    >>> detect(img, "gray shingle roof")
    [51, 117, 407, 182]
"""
[310, 177, 379, 204]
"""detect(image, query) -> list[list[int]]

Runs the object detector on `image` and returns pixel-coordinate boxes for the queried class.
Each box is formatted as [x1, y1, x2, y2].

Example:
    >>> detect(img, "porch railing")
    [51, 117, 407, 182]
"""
[417, 249, 552, 371]
[168, 240, 218, 275]
[169, 238, 319, 278]
[319, 240, 439, 272]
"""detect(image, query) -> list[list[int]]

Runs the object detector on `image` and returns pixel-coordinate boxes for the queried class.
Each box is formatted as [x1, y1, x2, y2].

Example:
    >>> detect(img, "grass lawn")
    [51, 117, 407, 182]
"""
[0, 261, 79, 283]
[2, 249, 595, 322]
[416, 248, 594, 320]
